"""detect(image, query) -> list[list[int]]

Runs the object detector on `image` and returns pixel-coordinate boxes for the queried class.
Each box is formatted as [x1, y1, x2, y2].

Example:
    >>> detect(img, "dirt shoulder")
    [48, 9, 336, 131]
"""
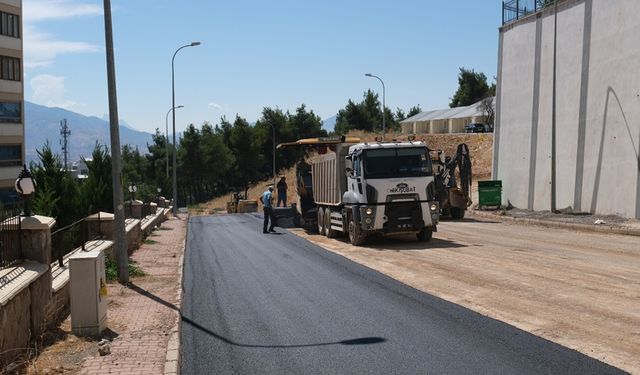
[290, 216, 640, 374]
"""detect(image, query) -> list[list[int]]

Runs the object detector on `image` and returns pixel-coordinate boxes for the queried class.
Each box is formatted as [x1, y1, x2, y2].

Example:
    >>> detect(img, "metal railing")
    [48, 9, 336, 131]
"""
[503, 0, 557, 25]
[51, 218, 89, 268]
[51, 212, 106, 268]
[0, 203, 22, 270]
[141, 202, 154, 218]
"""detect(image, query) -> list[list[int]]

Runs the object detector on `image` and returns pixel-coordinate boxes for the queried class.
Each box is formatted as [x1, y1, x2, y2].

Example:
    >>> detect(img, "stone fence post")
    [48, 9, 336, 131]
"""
[20, 215, 56, 337]
[86, 211, 114, 241]
[131, 200, 143, 219]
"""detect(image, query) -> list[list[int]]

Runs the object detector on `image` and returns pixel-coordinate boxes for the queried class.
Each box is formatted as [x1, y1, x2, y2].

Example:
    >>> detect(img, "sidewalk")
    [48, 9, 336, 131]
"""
[469, 207, 640, 236]
[76, 214, 187, 375]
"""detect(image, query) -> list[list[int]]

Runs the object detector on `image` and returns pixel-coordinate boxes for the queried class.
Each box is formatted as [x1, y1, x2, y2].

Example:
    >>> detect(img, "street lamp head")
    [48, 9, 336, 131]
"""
[190, 42, 201, 47]
[176, 105, 184, 109]
[15, 164, 36, 196]
[365, 73, 373, 77]
[15, 164, 36, 217]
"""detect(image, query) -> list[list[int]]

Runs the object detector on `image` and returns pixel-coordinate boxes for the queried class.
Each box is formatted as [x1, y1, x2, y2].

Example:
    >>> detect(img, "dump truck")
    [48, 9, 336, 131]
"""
[278, 137, 440, 245]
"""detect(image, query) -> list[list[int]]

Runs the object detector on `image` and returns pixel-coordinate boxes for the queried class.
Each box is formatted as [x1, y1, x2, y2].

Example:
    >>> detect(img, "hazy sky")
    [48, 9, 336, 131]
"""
[22, 0, 502, 134]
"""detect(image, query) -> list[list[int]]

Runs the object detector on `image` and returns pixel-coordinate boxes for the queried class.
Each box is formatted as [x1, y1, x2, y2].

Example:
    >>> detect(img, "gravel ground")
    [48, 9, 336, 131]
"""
[495, 207, 636, 226]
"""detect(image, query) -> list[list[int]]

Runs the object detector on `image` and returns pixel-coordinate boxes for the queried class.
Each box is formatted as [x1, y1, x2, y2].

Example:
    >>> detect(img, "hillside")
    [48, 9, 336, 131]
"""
[195, 132, 493, 214]
[25, 101, 154, 164]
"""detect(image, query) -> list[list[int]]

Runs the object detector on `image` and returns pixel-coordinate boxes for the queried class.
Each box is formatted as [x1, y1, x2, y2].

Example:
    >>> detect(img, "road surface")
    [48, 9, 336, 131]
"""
[181, 214, 625, 374]
[293, 214, 640, 373]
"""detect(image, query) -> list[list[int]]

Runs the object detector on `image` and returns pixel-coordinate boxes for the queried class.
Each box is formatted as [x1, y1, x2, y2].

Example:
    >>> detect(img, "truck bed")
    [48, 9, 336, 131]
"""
[311, 149, 348, 206]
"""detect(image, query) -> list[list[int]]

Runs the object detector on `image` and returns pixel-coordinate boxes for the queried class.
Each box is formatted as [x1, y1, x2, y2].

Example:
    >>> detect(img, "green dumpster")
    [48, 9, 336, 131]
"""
[478, 180, 502, 209]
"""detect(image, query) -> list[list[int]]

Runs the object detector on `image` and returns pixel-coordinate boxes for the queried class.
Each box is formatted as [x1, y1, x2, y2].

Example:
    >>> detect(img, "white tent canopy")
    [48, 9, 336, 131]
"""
[400, 97, 494, 134]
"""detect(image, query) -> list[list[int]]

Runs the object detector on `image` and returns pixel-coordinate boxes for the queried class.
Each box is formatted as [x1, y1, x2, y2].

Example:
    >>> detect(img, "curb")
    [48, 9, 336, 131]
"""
[469, 210, 640, 237]
[164, 214, 188, 375]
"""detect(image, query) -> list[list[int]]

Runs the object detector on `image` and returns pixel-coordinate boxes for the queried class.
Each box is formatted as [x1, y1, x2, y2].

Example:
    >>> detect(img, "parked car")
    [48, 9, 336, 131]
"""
[465, 123, 487, 133]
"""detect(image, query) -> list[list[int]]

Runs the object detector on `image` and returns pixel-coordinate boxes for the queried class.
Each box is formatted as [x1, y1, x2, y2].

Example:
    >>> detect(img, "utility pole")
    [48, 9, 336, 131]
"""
[59, 119, 70, 170]
[103, 0, 128, 283]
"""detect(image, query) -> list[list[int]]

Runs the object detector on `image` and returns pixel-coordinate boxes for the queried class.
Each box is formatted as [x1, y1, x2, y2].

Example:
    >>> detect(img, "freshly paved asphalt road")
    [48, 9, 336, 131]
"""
[181, 214, 625, 375]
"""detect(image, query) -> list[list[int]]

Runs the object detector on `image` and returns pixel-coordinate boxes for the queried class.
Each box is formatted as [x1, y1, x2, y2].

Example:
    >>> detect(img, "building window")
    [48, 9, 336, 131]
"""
[0, 102, 20, 123]
[0, 56, 20, 81]
[0, 11, 20, 38]
[0, 144, 21, 167]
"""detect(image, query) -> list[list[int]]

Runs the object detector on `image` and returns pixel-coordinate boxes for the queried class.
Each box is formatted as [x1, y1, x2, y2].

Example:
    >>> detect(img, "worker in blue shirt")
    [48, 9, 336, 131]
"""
[261, 186, 277, 233]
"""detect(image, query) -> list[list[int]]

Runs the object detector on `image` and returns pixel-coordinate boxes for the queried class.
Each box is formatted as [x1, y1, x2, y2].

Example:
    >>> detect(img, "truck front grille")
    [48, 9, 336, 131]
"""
[383, 194, 424, 231]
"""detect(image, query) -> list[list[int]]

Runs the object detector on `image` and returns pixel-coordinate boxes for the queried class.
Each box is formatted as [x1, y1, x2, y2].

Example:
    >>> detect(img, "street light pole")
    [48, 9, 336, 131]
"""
[165, 105, 183, 178]
[171, 42, 200, 216]
[103, 0, 128, 283]
[365, 73, 386, 140]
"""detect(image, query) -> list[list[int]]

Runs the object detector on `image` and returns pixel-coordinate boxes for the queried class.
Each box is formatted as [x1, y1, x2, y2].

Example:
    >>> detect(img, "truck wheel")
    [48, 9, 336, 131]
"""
[317, 209, 326, 236]
[450, 207, 465, 220]
[417, 229, 433, 242]
[348, 217, 367, 246]
[325, 208, 338, 238]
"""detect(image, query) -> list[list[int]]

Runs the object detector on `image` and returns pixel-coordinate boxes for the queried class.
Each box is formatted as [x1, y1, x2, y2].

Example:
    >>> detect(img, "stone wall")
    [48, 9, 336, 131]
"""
[0, 209, 167, 369]
[0, 289, 31, 368]
[45, 282, 70, 329]
[126, 220, 141, 256]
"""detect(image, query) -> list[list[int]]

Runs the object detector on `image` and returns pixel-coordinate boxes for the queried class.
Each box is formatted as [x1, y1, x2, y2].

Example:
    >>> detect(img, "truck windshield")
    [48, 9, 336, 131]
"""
[363, 147, 432, 179]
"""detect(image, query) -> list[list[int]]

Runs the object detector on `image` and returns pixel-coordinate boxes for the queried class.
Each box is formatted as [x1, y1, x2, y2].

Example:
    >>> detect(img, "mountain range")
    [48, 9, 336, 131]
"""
[25, 101, 154, 165]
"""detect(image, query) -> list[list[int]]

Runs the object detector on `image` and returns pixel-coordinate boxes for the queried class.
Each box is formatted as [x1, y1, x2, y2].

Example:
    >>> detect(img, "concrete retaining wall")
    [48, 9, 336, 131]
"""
[495, 0, 640, 218]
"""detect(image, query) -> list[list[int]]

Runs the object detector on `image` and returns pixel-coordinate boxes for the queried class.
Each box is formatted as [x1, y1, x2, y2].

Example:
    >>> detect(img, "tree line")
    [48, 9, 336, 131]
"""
[29, 66, 493, 226]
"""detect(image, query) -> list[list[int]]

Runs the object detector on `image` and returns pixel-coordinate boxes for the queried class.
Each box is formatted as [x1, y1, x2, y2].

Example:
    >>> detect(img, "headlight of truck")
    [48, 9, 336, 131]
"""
[430, 203, 438, 211]
[365, 208, 373, 215]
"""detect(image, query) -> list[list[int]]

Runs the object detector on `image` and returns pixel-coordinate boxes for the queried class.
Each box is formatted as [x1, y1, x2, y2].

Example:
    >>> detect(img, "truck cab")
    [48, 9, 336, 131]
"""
[341, 141, 439, 244]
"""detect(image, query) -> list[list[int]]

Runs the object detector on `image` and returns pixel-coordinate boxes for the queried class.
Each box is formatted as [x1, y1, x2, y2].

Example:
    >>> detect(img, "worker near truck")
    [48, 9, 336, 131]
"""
[277, 176, 288, 207]
[261, 186, 277, 233]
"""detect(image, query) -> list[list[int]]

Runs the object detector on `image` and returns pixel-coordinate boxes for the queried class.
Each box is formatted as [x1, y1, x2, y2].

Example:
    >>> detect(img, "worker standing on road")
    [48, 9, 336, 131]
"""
[277, 176, 288, 207]
[261, 186, 277, 233]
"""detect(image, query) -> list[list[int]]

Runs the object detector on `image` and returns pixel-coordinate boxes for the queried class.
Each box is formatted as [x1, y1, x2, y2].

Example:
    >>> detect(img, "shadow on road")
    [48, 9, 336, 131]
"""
[441, 216, 501, 224]
[126, 282, 387, 349]
[182, 317, 387, 349]
[365, 237, 466, 251]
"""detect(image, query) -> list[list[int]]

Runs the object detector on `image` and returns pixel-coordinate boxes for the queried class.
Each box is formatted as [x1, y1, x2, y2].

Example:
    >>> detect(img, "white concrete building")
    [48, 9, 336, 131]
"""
[494, 0, 640, 218]
[0, 0, 22, 203]
[70, 158, 90, 180]
[400, 98, 493, 135]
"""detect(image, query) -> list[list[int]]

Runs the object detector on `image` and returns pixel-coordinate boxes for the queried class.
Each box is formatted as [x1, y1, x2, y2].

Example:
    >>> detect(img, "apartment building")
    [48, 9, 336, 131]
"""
[0, 0, 22, 204]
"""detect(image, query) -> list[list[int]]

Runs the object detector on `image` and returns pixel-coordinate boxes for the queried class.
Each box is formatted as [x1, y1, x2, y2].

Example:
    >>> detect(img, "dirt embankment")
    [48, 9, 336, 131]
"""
[346, 130, 493, 179]
[197, 132, 494, 214]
